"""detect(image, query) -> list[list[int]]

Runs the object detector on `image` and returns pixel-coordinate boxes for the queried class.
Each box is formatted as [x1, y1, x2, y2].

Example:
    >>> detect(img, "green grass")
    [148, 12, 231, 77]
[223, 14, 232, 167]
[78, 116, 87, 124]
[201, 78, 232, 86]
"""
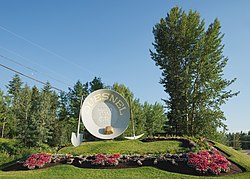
[0, 138, 53, 168]
[0, 165, 206, 179]
[213, 141, 250, 179]
[1, 139, 250, 178]
[58, 140, 186, 155]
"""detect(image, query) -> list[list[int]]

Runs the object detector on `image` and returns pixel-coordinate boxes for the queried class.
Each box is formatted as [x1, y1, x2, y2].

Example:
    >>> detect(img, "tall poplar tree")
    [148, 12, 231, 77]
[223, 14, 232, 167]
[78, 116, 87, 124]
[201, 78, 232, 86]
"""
[150, 6, 239, 137]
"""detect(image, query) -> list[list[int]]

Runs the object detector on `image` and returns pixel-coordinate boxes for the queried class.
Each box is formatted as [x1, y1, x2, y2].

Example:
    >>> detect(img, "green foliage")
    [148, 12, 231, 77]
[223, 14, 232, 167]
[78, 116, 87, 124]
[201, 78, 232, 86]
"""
[0, 138, 52, 168]
[150, 6, 239, 137]
[0, 90, 8, 138]
[1, 74, 167, 147]
[186, 136, 212, 152]
[206, 130, 228, 145]
[143, 102, 166, 136]
[89, 77, 105, 92]
[6, 74, 23, 101]
[131, 99, 145, 136]
[239, 131, 250, 149]
[16, 84, 32, 146]
[112, 83, 136, 137]
[6, 74, 23, 138]
[112, 83, 166, 137]
[227, 132, 242, 150]
[40, 83, 59, 146]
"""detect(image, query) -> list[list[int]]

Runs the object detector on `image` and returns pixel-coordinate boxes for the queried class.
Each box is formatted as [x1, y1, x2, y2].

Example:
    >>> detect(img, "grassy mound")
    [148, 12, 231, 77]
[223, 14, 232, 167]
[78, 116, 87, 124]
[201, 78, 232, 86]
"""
[1, 139, 250, 178]
[213, 141, 250, 178]
[58, 140, 186, 155]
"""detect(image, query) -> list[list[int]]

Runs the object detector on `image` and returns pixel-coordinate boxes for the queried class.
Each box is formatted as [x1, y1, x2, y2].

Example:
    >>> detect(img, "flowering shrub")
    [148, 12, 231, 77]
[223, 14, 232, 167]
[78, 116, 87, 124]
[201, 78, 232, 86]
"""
[186, 137, 212, 152]
[91, 154, 120, 166]
[23, 152, 51, 169]
[187, 151, 231, 175]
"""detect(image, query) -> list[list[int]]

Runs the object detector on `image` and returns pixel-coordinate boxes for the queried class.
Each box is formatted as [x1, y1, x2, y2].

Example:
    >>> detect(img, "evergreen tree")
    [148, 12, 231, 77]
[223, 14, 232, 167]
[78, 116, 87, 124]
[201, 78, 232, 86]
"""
[0, 90, 7, 138]
[68, 80, 88, 119]
[58, 91, 70, 122]
[6, 74, 23, 102]
[27, 86, 41, 147]
[1, 94, 15, 138]
[16, 84, 32, 146]
[57, 91, 72, 145]
[150, 6, 239, 137]
[233, 132, 242, 150]
[68, 80, 90, 140]
[40, 82, 58, 146]
[89, 77, 104, 92]
[6, 74, 23, 138]
[239, 131, 250, 149]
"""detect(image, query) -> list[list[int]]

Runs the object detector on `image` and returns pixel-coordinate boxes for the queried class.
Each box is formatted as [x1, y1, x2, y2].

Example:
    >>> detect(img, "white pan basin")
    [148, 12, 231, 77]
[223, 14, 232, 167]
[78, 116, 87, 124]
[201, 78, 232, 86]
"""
[81, 89, 130, 139]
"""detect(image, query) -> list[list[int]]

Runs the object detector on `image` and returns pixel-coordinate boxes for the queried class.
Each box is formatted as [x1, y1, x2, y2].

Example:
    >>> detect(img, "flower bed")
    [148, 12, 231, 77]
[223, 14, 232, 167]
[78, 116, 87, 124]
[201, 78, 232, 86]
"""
[187, 151, 231, 175]
[19, 150, 231, 175]
[2, 137, 240, 176]
[23, 152, 52, 169]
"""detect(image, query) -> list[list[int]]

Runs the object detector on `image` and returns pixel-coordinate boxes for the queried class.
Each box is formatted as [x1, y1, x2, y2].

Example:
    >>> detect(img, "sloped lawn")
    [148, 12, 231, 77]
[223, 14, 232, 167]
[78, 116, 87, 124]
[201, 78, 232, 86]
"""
[58, 139, 186, 155]
[1, 138, 250, 178]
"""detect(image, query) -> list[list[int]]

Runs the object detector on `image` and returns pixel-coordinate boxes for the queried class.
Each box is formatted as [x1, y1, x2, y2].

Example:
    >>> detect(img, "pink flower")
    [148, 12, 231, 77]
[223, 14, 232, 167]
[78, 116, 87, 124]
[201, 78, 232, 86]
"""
[187, 151, 230, 175]
[23, 152, 52, 169]
[36, 159, 45, 168]
[96, 154, 106, 159]
[92, 158, 103, 165]
[27, 163, 35, 169]
[110, 154, 121, 159]
[91, 154, 120, 166]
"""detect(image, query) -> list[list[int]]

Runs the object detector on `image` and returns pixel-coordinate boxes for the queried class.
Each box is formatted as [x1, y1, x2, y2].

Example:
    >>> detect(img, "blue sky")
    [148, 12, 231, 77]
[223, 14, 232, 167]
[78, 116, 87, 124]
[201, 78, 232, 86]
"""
[0, 0, 249, 133]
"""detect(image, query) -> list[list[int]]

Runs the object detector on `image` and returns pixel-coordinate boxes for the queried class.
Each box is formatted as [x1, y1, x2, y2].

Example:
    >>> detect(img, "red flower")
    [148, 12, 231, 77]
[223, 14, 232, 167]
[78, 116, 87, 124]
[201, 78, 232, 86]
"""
[36, 159, 45, 168]
[110, 154, 121, 159]
[187, 151, 230, 175]
[91, 154, 120, 166]
[23, 152, 52, 169]
[96, 154, 106, 159]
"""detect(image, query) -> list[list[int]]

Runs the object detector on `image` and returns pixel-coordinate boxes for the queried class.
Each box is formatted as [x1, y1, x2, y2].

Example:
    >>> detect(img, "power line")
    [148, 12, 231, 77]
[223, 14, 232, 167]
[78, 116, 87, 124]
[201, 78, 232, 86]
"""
[0, 25, 96, 76]
[0, 50, 73, 88]
[0, 62, 64, 92]
[0, 54, 37, 72]
[0, 46, 69, 80]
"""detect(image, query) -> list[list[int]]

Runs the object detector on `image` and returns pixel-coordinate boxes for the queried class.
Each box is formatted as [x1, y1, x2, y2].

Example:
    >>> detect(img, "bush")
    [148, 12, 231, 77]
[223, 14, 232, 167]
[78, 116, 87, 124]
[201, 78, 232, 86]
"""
[0, 151, 15, 166]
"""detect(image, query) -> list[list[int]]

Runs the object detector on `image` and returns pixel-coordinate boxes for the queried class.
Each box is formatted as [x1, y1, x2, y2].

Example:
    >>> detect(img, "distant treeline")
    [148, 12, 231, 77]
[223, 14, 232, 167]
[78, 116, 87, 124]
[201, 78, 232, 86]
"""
[227, 131, 250, 150]
[0, 74, 166, 148]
